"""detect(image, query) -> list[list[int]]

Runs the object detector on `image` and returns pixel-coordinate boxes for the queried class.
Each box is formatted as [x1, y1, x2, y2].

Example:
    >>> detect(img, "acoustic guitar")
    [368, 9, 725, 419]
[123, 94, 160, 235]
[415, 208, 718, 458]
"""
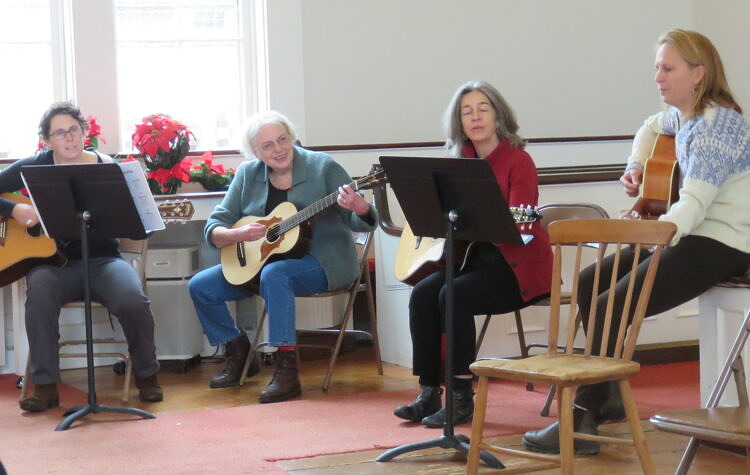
[629, 134, 679, 219]
[220, 169, 387, 287]
[0, 194, 195, 287]
[394, 206, 542, 286]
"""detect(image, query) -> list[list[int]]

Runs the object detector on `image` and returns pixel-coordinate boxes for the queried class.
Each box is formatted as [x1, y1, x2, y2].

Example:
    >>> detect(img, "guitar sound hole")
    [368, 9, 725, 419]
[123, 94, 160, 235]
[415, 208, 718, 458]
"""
[267, 225, 280, 243]
[27, 224, 43, 238]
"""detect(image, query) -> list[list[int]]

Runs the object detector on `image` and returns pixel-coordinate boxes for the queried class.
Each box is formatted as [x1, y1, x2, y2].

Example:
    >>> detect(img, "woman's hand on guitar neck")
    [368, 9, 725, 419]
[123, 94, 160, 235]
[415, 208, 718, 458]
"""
[11, 202, 40, 228]
[337, 185, 370, 217]
[620, 168, 643, 197]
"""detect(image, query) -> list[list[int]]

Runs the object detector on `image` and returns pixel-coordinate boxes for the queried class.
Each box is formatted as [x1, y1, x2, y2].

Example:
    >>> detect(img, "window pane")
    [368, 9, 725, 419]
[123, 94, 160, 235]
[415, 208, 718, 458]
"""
[0, 1, 55, 158]
[115, 0, 245, 152]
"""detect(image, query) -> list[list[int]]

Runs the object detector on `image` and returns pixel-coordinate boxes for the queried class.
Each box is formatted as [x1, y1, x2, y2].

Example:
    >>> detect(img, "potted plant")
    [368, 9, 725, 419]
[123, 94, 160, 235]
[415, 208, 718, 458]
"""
[131, 113, 195, 194]
[189, 151, 235, 191]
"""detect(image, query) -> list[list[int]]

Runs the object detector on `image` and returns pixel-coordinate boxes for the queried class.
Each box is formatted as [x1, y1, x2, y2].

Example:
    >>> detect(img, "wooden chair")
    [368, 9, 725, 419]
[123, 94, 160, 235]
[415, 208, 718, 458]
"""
[651, 295, 750, 473]
[19, 238, 148, 403]
[466, 219, 676, 475]
[474, 203, 609, 397]
[240, 230, 383, 390]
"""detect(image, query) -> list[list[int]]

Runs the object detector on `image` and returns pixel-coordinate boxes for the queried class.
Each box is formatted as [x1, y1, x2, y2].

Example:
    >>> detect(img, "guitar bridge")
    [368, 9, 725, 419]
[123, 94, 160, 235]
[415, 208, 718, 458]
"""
[236, 242, 246, 267]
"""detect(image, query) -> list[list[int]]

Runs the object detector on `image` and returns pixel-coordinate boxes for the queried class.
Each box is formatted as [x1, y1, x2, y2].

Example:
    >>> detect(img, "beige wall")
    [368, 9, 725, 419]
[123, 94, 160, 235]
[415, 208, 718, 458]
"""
[267, 0, 693, 147]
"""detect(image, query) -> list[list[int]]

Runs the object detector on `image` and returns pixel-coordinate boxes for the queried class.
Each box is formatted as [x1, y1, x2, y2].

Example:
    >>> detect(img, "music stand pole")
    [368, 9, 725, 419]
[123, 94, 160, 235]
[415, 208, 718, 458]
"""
[54, 210, 154, 431]
[376, 209, 502, 469]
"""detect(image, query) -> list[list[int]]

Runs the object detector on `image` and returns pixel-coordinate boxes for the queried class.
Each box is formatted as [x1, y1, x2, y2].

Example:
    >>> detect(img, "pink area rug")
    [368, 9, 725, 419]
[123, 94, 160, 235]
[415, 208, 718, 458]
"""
[0, 361, 699, 474]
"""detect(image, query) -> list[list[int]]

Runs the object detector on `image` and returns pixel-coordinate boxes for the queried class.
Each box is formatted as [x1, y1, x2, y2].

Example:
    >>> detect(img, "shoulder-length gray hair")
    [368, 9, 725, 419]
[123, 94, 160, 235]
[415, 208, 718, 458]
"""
[442, 80, 525, 157]
[240, 110, 299, 159]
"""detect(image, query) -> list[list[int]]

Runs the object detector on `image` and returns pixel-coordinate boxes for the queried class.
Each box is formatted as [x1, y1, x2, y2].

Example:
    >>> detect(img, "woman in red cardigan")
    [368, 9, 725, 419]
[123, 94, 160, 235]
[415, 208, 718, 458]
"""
[394, 81, 553, 427]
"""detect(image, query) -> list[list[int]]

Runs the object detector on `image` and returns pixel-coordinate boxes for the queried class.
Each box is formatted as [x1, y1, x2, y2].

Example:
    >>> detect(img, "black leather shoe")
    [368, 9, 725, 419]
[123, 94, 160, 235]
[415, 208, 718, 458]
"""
[258, 350, 301, 403]
[522, 407, 599, 455]
[575, 381, 625, 424]
[421, 388, 473, 428]
[597, 383, 626, 424]
[210, 331, 251, 389]
[394, 385, 442, 422]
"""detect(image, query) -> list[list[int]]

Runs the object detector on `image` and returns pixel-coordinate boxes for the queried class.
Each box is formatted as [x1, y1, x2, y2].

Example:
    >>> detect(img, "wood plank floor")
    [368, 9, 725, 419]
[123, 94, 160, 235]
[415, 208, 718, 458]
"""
[60, 345, 750, 474]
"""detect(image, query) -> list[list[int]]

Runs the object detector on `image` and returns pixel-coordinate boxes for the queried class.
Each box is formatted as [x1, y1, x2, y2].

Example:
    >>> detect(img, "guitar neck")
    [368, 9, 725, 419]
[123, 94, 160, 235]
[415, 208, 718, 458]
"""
[277, 178, 360, 234]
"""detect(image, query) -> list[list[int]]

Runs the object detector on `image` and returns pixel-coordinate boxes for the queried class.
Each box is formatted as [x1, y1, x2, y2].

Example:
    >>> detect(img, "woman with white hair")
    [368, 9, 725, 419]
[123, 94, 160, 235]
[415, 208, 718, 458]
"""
[189, 110, 377, 403]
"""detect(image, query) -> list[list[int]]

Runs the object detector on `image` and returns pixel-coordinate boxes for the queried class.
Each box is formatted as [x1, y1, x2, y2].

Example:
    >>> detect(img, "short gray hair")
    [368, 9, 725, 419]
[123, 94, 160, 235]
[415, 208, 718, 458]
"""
[240, 110, 298, 158]
[442, 80, 525, 157]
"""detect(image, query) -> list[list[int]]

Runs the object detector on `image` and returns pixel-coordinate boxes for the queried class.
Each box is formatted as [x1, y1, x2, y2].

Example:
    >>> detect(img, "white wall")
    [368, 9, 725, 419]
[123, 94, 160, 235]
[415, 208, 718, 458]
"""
[694, 0, 750, 111]
[268, 0, 692, 147]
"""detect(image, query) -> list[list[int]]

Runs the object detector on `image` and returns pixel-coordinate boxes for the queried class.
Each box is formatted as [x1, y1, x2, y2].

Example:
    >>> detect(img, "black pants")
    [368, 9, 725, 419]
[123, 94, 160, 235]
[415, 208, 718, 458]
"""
[408, 243, 544, 386]
[574, 235, 750, 410]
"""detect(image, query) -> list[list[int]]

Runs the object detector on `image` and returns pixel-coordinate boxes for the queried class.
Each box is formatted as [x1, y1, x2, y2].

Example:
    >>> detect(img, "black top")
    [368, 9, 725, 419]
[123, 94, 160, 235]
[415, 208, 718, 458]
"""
[0, 150, 120, 259]
[265, 181, 289, 215]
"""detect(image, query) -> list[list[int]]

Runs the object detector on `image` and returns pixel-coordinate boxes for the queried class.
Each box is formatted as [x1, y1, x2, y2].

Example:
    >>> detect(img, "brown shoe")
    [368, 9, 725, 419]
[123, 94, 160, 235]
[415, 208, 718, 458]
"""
[19, 383, 59, 413]
[135, 373, 164, 402]
[210, 330, 252, 388]
[258, 350, 301, 403]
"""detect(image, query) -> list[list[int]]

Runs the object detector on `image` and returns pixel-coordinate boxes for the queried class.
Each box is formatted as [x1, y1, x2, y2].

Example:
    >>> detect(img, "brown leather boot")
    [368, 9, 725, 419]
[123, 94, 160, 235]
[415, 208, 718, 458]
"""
[210, 330, 251, 388]
[258, 350, 301, 403]
[20, 383, 60, 413]
[135, 373, 164, 402]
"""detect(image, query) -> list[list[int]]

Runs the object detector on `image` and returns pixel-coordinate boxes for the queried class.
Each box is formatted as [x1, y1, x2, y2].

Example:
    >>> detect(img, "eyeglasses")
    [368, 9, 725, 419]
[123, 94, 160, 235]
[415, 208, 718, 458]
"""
[259, 135, 291, 153]
[49, 125, 84, 141]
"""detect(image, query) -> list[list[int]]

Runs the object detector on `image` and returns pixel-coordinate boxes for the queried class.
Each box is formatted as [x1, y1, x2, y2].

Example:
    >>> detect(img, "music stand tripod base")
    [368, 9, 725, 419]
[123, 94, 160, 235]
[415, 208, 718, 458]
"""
[57, 403, 155, 431]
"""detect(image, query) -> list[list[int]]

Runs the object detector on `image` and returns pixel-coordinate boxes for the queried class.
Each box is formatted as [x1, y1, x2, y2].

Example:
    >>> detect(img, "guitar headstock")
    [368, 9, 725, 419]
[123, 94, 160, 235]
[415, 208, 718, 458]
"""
[355, 166, 388, 191]
[510, 205, 542, 230]
[158, 199, 195, 223]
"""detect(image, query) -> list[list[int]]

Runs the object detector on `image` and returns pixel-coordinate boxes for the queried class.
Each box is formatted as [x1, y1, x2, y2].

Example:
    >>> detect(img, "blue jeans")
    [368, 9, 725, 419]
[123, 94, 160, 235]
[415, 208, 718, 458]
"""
[189, 254, 328, 347]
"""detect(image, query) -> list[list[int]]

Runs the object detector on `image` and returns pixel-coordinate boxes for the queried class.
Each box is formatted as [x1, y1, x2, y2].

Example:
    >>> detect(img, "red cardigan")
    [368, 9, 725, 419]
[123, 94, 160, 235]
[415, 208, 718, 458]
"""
[461, 141, 553, 302]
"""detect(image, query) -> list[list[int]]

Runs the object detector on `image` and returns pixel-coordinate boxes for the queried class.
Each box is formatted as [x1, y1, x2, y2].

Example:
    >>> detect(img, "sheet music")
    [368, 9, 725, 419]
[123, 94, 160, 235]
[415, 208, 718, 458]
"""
[119, 160, 165, 233]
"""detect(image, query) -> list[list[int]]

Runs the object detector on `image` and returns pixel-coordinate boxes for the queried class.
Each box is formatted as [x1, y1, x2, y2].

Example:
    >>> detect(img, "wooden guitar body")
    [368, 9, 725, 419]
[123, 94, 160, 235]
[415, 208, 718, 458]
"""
[0, 194, 61, 287]
[394, 206, 541, 286]
[630, 134, 679, 219]
[394, 223, 446, 286]
[221, 202, 302, 286]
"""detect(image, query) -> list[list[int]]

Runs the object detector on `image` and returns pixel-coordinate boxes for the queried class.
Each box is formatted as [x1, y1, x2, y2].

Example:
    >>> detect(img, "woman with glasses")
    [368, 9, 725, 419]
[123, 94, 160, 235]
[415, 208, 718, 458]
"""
[0, 101, 163, 412]
[188, 110, 377, 403]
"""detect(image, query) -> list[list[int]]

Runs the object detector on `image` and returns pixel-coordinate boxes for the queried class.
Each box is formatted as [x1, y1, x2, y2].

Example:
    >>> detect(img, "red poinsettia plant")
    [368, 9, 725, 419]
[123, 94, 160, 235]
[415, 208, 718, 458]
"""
[84, 115, 106, 150]
[189, 151, 235, 191]
[131, 113, 195, 194]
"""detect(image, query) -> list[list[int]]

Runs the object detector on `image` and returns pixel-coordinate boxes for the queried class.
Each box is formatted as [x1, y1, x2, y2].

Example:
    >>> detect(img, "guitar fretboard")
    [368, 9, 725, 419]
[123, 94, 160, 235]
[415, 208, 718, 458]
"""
[276, 178, 362, 236]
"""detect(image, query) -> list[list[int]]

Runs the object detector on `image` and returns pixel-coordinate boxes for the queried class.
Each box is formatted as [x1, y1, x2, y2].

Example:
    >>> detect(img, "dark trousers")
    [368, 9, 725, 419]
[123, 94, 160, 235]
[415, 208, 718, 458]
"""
[25, 257, 160, 384]
[574, 235, 750, 410]
[408, 243, 541, 386]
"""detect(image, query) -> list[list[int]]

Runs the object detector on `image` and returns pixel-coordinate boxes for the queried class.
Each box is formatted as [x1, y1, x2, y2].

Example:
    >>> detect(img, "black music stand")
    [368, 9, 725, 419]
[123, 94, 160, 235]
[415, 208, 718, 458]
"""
[21, 163, 157, 431]
[376, 156, 528, 468]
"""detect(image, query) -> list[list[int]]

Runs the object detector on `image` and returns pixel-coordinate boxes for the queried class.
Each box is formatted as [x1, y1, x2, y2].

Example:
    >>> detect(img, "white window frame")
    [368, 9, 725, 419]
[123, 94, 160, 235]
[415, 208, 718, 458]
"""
[13, 0, 264, 155]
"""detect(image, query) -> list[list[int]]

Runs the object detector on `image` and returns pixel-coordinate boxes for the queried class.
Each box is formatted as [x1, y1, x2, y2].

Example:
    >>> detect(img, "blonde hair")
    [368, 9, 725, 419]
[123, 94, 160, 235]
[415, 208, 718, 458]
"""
[658, 29, 741, 116]
[443, 80, 525, 157]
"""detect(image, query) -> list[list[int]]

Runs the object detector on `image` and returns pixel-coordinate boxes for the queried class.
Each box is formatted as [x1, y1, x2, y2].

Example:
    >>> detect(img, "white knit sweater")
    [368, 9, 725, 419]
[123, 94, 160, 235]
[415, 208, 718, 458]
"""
[626, 105, 750, 252]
